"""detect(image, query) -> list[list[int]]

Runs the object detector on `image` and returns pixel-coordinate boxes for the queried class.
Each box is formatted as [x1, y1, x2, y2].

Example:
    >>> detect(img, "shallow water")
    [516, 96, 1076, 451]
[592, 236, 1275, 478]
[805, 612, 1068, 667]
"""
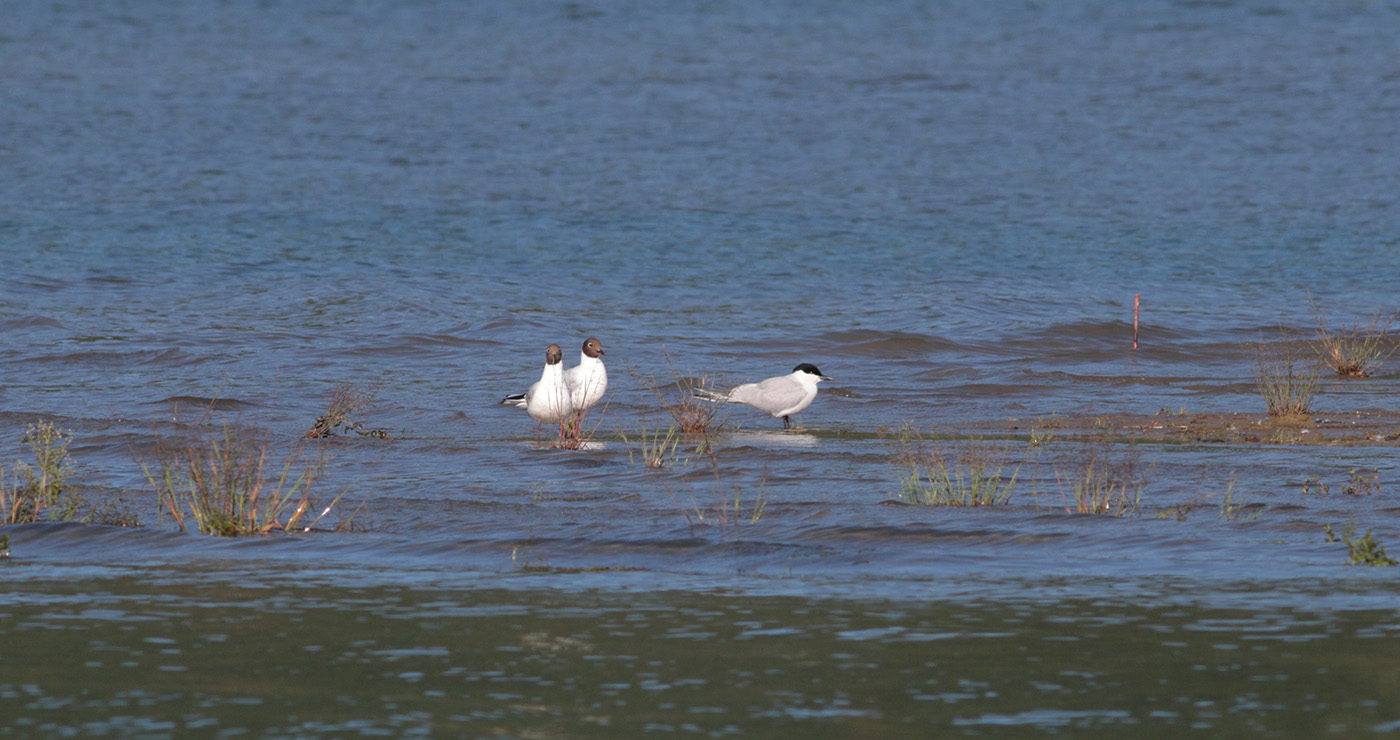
[4, 0, 1400, 736]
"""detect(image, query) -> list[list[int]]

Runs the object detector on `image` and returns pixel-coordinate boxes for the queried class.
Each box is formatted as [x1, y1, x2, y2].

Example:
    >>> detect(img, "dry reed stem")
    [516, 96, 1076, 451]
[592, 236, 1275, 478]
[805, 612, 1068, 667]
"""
[640, 348, 726, 437]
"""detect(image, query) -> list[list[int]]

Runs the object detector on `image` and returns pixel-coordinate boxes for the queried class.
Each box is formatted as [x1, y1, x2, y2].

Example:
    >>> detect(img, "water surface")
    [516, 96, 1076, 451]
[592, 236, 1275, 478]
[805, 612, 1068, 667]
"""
[3, 0, 1400, 736]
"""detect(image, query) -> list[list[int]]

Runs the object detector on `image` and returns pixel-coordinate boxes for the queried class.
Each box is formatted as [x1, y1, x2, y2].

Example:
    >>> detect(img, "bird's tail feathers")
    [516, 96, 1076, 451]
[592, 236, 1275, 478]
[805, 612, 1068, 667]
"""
[501, 393, 527, 408]
[691, 387, 728, 403]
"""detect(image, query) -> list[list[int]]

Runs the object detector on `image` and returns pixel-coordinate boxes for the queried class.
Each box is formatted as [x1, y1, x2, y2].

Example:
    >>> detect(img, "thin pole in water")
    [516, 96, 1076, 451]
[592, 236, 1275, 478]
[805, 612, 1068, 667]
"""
[1133, 294, 1140, 349]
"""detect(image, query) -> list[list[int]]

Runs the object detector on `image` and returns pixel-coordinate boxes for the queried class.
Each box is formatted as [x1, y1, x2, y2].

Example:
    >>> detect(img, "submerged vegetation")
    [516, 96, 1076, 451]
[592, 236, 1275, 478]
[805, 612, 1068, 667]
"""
[1325, 522, 1398, 566]
[144, 426, 345, 536]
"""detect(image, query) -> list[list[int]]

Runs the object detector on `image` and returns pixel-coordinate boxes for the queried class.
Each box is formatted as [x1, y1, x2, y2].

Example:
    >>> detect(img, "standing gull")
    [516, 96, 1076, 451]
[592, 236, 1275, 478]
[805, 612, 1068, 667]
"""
[695, 363, 831, 429]
[563, 337, 607, 415]
[501, 343, 574, 426]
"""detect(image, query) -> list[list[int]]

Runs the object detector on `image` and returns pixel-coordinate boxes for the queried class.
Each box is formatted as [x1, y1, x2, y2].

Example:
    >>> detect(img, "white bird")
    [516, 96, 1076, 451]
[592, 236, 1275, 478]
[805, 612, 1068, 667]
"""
[501, 343, 574, 425]
[563, 337, 607, 415]
[695, 363, 832, 429]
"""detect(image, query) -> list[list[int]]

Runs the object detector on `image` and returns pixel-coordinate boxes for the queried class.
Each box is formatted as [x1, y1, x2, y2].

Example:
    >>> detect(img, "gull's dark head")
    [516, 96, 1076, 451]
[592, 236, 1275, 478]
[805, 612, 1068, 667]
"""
[793, 363, 831, 381]
[546, 344, 564, 365]
[583, 337, 604, 358]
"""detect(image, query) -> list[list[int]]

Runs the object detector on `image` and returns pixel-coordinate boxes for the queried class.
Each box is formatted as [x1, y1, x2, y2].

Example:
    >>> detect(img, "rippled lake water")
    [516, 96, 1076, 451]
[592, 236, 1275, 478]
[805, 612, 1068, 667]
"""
[3, 0, 1400, 736]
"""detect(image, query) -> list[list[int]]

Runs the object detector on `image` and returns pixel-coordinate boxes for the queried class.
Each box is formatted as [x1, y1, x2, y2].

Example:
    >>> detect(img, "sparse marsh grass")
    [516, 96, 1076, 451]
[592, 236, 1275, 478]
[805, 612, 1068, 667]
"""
[622, 419, 686, 470]
[639, 349, 726, 437]
[145, 426, 345, 536]
[0, 421, 80, 525]
[667, 448, 766, 529]
[1250, 337, 1319, 419]
[1325, 522, 1398, 566]
[1217, 478, 1261, 521]
[1310, 301, 1399, 378]
[1055, 442, 1144, 516]
[675, 481, 767, 527]
[306, 382, 388, 439]
[892, 430, 1018, 506]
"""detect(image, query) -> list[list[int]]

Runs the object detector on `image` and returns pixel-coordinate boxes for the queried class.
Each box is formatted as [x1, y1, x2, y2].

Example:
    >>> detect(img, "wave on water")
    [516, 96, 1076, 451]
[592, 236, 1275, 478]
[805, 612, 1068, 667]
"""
[816, 329, 961, 358]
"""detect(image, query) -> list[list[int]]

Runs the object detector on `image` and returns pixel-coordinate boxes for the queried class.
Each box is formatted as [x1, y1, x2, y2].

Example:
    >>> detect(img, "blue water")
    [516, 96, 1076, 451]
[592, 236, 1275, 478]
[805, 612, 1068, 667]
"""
[3, 1, 1400, 736]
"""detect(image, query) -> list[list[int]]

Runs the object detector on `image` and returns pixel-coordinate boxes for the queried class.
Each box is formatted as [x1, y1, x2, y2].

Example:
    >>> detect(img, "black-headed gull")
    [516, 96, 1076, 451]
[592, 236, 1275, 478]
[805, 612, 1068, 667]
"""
[501, 343, 574, 425]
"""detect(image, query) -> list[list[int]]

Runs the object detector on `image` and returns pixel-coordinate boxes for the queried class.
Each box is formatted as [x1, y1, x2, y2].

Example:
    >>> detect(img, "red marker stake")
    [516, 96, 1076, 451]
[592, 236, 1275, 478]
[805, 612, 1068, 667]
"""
[1133, 294, 1140, 350]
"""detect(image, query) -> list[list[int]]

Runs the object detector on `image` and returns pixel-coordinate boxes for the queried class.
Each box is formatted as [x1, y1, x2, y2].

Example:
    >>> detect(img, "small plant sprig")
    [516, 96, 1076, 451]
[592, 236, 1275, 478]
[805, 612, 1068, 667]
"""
[1309, 300, 1399, 378]
[1325, 522, 1398, 566]
[1, 421, 81, 524]
[1301, 477, 1330, 495]
[553, 407, 607, 451]
[1217, 479, 1260, 522]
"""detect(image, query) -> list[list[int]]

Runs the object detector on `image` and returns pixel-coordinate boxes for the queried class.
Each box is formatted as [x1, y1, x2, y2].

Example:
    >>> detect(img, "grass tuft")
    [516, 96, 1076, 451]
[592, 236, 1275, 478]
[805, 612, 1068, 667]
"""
[1056, 442, 1144, 516]
[1310, 300, 1399, 378]
[306, 382, 388, 439]
[1249, 337, 1319, 419]
[144, 425, 345, 536]
[622, 419, 685, 470]
[892, 430, 1018, 506]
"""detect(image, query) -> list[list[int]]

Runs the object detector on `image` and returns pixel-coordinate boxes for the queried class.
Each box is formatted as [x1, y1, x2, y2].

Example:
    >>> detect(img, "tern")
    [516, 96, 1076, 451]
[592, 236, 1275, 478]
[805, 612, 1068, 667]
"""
[695, 363, 831, 429]
[563, 337, 607, 415]
[501, 343, 574, 426]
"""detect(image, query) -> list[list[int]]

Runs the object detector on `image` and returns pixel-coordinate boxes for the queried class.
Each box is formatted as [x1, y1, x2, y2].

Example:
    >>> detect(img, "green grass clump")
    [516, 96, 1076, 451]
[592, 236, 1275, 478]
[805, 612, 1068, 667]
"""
[623, 419, 686, 470]
[893, 431, 1018, 506]
[1325, 522, 1398, 566]
[1057, 443, 1143, 516]
[1, 421, 80, 524]
[144, 426, 342, 536]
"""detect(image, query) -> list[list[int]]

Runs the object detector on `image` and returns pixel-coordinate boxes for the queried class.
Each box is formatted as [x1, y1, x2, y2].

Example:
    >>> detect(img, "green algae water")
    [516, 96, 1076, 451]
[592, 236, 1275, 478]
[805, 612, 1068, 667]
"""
[4, 567, 1399, 738]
